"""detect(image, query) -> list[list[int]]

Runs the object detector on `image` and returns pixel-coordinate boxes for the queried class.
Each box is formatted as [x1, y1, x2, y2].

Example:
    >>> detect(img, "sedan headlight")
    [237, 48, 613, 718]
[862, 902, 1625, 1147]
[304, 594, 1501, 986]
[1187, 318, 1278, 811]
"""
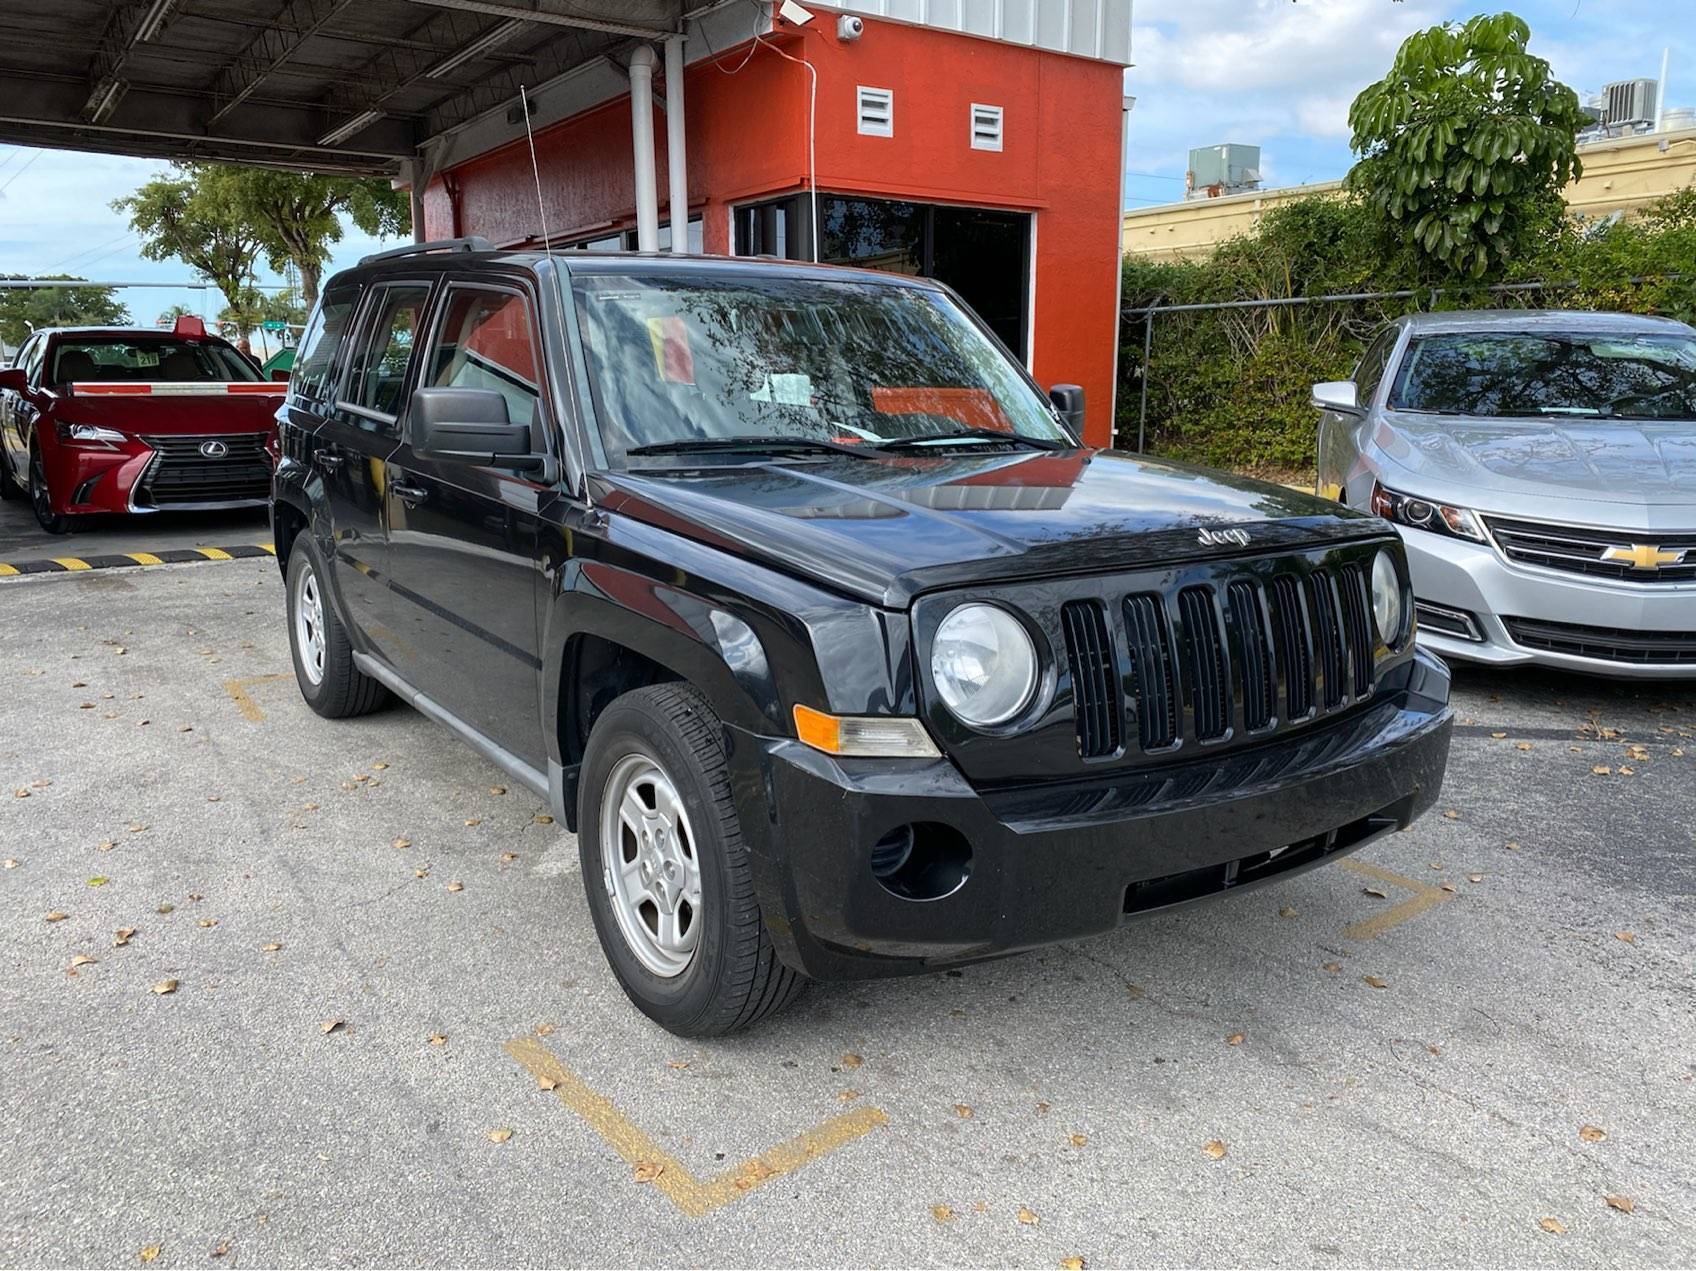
[55, 422, 128, 448]
[1370, 481, 1484, 541]
[1370, 549, 1405, 644]
[931, 603, 1038, 727]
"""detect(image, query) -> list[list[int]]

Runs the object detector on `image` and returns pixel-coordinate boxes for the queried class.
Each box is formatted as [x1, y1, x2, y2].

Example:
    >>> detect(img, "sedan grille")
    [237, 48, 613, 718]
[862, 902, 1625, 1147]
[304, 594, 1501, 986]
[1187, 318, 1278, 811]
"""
[1502, 617, 1696, 665]
[1486, 517, 1696, 585]
[1061, 565, 1378, 760]
[137, 434, 271, 507]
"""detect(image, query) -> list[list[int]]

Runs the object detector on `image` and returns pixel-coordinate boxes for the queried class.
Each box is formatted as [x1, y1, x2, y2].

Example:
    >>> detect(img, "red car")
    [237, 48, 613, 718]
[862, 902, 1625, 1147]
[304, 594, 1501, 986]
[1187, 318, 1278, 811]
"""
[0, 317, 284, 534]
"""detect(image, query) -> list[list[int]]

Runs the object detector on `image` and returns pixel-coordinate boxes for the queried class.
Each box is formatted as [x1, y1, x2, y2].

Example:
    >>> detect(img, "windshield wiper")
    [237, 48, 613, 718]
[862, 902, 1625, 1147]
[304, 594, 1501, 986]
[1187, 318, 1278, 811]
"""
[874, 427, 1064, 451]
[626, 435, 877, 459]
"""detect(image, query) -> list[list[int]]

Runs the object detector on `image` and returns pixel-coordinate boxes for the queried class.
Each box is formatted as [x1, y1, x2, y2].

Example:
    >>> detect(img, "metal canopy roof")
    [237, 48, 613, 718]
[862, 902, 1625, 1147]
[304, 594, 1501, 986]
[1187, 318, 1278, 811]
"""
[0, 0, 697, 177]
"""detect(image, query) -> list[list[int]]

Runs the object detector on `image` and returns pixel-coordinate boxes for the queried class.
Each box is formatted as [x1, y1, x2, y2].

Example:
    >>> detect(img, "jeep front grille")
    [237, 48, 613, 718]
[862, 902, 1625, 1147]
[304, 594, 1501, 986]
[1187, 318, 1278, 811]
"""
[1059, 599, 1121, 759]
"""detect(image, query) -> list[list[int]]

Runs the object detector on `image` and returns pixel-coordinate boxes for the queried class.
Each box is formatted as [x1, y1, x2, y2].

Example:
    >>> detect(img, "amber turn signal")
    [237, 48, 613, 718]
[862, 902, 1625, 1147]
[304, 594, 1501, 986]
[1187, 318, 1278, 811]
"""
[792, 704, 940, 758]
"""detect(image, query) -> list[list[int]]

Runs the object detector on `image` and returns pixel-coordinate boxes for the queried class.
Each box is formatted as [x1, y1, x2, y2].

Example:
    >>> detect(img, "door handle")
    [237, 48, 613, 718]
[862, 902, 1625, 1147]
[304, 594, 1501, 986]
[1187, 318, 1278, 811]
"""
[390, 483, 428, 505]
[316, 449, 346, 472]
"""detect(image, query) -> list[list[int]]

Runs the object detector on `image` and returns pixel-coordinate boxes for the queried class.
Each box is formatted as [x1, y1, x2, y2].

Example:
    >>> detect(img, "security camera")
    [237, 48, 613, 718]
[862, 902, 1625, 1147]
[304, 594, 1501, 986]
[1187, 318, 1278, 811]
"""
[837, 14, 864, 41]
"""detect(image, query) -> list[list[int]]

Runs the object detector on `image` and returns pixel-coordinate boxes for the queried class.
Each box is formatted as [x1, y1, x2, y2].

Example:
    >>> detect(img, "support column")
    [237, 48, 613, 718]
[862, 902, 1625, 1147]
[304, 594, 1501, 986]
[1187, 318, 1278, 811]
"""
[664, 34, 688, 254]
[628, 46, 661, 253]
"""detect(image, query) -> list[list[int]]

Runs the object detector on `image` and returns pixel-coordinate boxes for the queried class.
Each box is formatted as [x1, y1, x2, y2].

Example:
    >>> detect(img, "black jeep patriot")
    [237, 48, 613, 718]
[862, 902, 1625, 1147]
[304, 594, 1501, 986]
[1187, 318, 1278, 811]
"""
[273, 238, 1452, 1036]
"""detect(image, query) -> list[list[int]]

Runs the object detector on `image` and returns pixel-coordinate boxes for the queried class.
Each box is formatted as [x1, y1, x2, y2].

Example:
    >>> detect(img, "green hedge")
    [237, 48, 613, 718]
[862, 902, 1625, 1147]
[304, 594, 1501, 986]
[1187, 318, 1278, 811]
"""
[1116, 189, 1696, 474]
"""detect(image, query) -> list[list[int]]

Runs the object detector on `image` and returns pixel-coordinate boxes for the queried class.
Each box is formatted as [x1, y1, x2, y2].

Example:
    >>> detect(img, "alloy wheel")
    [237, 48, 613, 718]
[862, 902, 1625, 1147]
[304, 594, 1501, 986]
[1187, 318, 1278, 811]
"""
[599, 750, 703, 978]
[293, 562, 327, 686]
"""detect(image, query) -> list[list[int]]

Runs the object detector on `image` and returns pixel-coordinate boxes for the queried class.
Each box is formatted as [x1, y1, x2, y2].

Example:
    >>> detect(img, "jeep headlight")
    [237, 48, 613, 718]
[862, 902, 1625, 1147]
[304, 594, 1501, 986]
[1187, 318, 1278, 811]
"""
[931, 603, 1037, 727]
[1371, 549, 1404, 644]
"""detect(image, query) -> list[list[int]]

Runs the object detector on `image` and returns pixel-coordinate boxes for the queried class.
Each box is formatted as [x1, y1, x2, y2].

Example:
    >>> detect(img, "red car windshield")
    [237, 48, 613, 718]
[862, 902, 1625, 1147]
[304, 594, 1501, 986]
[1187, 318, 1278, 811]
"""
[50, 338, 260, 385]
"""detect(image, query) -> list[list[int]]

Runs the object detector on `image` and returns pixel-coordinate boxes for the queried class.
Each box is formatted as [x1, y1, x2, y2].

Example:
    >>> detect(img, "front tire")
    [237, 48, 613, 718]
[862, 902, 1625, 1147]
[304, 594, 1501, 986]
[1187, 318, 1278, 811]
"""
[27, 438, 69, 534]
[579, 684, 806, 1036]
[285, 537, 388, 719]
[0, 444, 21, 501]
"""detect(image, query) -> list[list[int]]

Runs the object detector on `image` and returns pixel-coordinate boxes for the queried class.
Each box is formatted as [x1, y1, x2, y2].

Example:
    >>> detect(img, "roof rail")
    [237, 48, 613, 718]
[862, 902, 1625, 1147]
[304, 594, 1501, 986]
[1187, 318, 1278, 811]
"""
[358, 236, 494, 266]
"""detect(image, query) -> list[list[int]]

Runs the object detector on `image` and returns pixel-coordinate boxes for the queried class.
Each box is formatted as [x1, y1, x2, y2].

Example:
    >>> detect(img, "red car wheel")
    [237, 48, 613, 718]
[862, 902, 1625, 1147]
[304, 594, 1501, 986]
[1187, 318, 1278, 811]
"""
[28, 437, 70, 535]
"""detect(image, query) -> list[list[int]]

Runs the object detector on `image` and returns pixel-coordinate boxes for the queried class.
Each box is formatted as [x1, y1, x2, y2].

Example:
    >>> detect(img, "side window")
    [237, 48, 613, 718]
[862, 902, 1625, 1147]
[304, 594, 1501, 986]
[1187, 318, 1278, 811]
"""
[426, 287, 542, 432]
[344, 284, 431, 419]
[1354, 327, 1398, 406]
[23, 337, 46, 386]
[293, 284, 361, 407]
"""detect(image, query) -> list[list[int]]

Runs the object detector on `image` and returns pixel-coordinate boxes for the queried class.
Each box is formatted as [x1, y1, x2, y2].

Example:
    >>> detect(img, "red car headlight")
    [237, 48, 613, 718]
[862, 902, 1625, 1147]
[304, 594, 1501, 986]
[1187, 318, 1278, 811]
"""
[55, 422, 129, 449]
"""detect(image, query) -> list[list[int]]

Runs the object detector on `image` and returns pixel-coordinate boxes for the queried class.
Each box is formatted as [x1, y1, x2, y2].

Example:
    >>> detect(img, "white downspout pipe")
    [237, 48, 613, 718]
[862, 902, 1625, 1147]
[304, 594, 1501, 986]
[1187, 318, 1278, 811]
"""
[664, 34, 688, 254]
[628, 45, 661, 253]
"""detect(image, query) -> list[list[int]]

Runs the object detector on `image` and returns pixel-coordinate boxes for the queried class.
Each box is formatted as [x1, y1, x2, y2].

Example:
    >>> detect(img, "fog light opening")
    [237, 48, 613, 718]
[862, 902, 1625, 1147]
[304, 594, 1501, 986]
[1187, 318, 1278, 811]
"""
[869, 822, 971, 902]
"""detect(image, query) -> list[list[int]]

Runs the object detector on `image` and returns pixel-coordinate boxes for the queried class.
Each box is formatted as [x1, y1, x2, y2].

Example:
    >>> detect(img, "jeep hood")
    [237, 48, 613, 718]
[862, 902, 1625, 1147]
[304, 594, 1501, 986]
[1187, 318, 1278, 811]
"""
[592, 448, 1383, 606]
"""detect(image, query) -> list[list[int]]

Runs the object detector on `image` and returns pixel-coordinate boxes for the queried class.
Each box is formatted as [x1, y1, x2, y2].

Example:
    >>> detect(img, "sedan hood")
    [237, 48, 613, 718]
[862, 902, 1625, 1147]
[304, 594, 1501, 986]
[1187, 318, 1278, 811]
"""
[594, 448, 1383, 606]
[1373, 411, 1696, 506]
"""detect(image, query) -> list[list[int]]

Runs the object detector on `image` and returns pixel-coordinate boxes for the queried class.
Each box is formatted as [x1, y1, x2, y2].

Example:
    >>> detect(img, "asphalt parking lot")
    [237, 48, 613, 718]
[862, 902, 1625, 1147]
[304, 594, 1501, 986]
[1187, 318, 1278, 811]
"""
[3, 557, 1694, 1269]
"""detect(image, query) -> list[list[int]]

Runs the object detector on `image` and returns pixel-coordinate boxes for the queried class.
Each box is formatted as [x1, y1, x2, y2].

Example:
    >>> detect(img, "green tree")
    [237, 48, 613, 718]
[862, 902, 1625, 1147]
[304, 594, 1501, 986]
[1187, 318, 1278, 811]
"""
[0, 276, 130, 348]
[197, 167, 409, 306]
[1346, 12, 1587, 280]
[113, 170, 264, 311]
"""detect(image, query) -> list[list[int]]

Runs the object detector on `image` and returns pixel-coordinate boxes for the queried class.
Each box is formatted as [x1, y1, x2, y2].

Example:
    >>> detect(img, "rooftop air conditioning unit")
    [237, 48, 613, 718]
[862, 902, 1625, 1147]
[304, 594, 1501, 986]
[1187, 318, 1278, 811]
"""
[1602, 78, 1658, 128]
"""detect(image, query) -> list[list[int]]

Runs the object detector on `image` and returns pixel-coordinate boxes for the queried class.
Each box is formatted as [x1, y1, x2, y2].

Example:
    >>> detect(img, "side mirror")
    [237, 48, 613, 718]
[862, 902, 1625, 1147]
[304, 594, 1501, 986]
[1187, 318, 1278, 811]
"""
[0, 369, 27, 394]
[1311, 380, 1362, 414]
[1048, 383, 1086, 437]
[410, 386, 546, 473]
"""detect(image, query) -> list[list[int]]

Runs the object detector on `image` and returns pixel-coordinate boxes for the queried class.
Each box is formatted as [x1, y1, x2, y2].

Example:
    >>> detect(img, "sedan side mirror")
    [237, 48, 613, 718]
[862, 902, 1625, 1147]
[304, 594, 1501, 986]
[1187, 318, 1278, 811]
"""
[0, 369, 27, 394]
[1311, 380, 1362, 414]
[410, 386, 547, 474]
[1048, 384, 1085, 437]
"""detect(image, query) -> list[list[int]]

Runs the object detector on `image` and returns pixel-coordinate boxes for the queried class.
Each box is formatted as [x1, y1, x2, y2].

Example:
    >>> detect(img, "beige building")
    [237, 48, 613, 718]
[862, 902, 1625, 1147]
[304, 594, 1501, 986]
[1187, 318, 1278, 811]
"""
[1122, 127, 1696, 261]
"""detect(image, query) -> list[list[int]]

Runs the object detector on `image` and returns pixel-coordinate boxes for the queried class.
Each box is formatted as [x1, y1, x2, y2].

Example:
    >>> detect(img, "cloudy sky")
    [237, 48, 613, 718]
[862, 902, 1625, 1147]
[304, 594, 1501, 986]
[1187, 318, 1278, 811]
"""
[0, 0, 1690, 338]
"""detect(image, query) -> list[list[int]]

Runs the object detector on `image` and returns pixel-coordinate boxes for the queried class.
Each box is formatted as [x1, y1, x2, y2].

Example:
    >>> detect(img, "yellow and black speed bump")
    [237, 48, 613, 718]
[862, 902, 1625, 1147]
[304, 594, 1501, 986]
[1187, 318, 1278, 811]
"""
[0, 543, 276, 577]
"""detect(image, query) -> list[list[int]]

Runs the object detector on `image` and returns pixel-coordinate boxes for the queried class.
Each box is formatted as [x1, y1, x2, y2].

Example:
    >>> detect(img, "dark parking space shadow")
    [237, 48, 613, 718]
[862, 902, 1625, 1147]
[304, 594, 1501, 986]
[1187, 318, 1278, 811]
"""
[0, 499, 271, 559]
[1446, 660, 1696, 714]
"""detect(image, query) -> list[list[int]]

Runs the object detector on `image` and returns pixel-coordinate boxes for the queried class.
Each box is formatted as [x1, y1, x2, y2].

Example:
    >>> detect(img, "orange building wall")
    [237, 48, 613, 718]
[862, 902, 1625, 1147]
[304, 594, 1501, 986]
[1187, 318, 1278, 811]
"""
[422, 17, 1124, 445]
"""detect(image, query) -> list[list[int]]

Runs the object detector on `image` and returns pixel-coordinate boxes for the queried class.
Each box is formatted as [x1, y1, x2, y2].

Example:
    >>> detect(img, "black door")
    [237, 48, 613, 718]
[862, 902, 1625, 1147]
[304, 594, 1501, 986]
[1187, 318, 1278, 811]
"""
[383, 282, 551, 768]
[313, 282, 431, 658]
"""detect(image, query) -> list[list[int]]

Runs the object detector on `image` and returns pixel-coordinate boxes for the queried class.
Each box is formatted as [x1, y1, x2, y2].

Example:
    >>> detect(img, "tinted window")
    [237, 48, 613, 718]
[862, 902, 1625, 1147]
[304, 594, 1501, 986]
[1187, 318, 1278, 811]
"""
[345, 284, 430, 417]
[573, 273, 1065, 466]
[1354, 327, 1398, 404]
[49, 338, 257, 384]
[293, 284, 360, 407]
[23, 337, 45, 385]
[1389, 332, 1696, 419]
[428, 287, 542, 429]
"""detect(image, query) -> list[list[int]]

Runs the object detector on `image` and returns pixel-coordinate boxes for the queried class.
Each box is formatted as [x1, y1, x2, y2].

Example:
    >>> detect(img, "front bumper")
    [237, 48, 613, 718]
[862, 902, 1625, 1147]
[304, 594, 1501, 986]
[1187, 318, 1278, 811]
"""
[41, 432, 275, 517]
[731, 650, 1453, 981]
[1402, 525, 1696, 679]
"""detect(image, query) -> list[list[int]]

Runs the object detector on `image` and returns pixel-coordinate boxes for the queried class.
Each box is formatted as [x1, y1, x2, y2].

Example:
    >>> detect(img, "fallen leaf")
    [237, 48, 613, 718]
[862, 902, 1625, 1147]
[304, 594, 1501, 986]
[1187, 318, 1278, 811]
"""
[1225, 1032, 1244, 1046]
[1505, 840, 1521, 850]
[1035, 1100, 1051, 1115]
[1427, 1044, 1442, 1056]
[1060, 1259, 1086, 1271]
[1579, 1124, 1607, 1143]
[1490, 731, 1507, 739]
[1606, 1194, 1635, 1215]
[372, 762, 389, 770]
[151, 979, 178, 995]
[1516, 742, 1533, 751]
[45, 910, 68, 923]
[837, 1089, 861, 1101]
[1619, 766, 1635, 776]
[156, 902, 174, 914]
[1068, 1133, 1087, 1148]
[429, 1033, 447, 1046]
[1278, 905, 1297, 918]
[321, 1018, 346, 1035]
[1125, 983, 1145, 1000]
[953, 1103, 974, 1118]
[1441, 882, 1458, 893]
[114, 927, 136, 946]
[413, 868, 428, 879]
[1466, 873, 1484, 884]
[261, 942, 282, 953]
[931, 1203, 955, 1223]
[489, 786, 506, 796]
[487, 1127, 513, 1143]
[211, 1242, 230, 1258]
[1362, 885, 1389, 899]
[1363, 975, 1388, 989]
[500, 852, 518, 863]
[537, 1075, 558, 1091]
[667, 1059, 690, 1070]
[97, 840, 117, 851]
[128, 823, 147, 833]
[1442, 809, 1460, 820]
[465, 818, 483, 827]
[198, 918, 218, 929]
[138, 1246, 161, 1263]
[446, 881, 464, 893]
[88, 876, 109, 887]
[536, 1023, 555, 1036]
[1016, 1207, 1039, 1225]
[1615, 931, 1637, 945]
[391, 838, 411, 850]
[1592, 765, 1612, 776]
[186, 892, 202, 902]
[1321, 961, 1341, 973]
[1202, 1140, 1227, 1160]
[353, 774, 370, 783]
[2, 859, 17, 869]
[13, 789, 30, 799]
[1539, 1217, 1567, 1236]
[69, 954, 98, 970]
[632, 1161, 665, 1183]
[534, 814, 554, 825]
[842, 1053, 864, 1068]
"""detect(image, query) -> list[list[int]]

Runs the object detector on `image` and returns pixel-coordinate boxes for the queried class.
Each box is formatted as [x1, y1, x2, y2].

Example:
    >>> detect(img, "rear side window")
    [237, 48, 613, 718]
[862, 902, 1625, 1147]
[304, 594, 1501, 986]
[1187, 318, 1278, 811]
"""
[293, 284, 361, 407]
[426, 287, 542, 429]
[1354, 326, 1398, 405]
[345, 284, 431, 418]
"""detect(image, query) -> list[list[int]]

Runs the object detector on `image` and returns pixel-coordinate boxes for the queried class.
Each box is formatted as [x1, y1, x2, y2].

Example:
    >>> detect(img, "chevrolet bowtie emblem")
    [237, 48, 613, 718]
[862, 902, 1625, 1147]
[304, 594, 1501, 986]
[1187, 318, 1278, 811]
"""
[1601, 543, 1684, 570]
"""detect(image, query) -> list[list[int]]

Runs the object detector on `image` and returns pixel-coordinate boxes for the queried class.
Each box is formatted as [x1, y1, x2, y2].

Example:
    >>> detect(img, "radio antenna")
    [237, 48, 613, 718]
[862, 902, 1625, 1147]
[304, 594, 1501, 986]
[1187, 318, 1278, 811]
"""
[520, 83, 594, 507]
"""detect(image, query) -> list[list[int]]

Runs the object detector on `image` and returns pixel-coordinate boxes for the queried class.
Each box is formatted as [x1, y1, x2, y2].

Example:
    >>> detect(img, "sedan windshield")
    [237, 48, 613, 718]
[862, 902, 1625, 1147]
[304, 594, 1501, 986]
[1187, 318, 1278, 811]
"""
[1388, 331, 1696, 420]
[571, 273, 1069, 466]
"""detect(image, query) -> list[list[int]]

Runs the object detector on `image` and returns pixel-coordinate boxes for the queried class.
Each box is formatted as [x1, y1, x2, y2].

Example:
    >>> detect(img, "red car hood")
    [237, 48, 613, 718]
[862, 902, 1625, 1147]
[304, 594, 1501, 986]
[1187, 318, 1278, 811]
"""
[47, 385, 284, 435]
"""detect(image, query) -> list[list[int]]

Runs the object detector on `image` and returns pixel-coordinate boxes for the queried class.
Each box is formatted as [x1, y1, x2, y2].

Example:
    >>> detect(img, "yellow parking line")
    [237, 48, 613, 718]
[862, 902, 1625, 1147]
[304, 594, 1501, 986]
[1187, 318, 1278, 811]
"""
[261, 543, 276, 555]
[126, 552, 163, 566]
[0, 563, 18, 577]
[1339, 858, 1454, 941]
[505, 1036, 888, 1218]
[223, 673, 292, 723]
[52, 557, 92, 571]
[195, 547, 233, 561]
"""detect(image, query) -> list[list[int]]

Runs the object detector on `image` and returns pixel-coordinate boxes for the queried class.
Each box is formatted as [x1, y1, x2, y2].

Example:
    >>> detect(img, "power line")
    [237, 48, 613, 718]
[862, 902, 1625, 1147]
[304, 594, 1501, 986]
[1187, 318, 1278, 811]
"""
[0, 151, 43, 197]
[1125, 170, 1186, 181]
[48, 230, 137, 271]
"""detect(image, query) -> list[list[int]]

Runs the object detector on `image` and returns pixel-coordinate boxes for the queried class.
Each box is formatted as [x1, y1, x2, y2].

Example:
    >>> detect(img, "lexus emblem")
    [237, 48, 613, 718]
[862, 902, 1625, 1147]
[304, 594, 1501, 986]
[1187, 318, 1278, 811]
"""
[1197, 526, 1251, 548]
[199, 439, 229, 459]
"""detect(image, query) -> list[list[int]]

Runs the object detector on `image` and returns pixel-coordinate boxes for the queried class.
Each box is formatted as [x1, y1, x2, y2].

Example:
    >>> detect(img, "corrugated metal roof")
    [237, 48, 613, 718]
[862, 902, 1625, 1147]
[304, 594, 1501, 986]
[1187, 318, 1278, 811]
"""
[834, 0, 1132, 64]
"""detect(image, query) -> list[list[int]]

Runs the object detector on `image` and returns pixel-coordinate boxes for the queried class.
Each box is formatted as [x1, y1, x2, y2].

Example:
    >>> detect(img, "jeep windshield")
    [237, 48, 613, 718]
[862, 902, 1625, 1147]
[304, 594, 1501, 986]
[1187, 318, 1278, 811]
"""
[570, 272, 1072, 467]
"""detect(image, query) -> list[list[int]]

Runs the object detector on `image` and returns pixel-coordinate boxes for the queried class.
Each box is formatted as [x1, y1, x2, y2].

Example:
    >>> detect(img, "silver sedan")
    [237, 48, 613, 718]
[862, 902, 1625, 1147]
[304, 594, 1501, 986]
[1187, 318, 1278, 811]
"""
[1314, 310, 1696, 679]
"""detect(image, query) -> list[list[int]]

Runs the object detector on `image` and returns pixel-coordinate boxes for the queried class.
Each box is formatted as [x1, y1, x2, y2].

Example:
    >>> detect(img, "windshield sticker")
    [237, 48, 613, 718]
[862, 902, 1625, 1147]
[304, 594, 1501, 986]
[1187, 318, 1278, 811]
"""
[750, 373, 814, 407]
[645, 315, 695, 385]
